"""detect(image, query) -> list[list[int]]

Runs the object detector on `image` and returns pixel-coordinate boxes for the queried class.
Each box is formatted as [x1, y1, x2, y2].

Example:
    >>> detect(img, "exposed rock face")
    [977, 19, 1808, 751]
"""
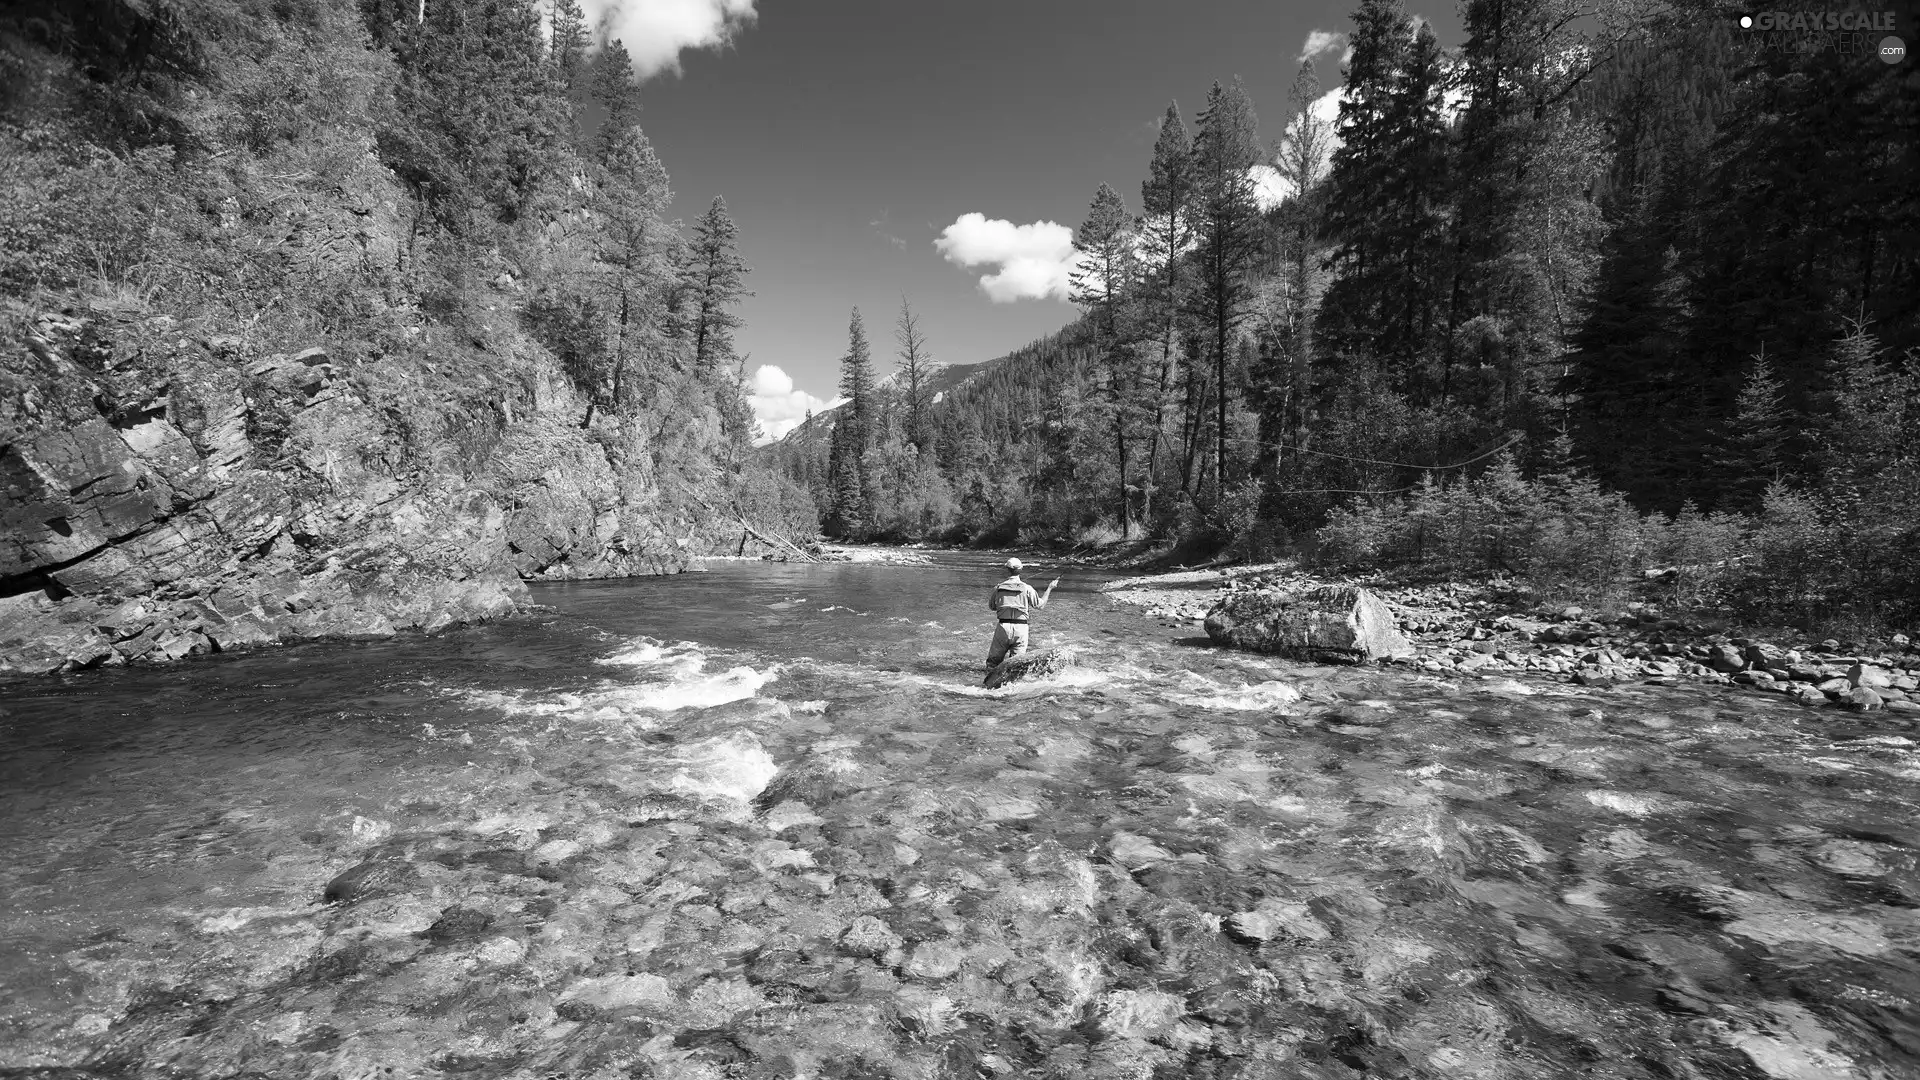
[1, 306, 700, 676]
[1203, 585, 1415, 664]
[984, 647, 1079, 689]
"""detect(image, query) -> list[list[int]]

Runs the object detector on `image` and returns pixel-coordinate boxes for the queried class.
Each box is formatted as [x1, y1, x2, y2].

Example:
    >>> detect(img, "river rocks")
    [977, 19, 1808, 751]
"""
[839, 915, 904, 959]
[1108, 564, 1920, 721]
[1203, 585, 1415, 664]
[984, 646, 1080, 689]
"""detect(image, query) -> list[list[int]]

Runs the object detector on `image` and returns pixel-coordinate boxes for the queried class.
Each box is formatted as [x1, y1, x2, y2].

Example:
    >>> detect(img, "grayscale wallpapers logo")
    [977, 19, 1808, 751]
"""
[1735, 10, 1905, 61]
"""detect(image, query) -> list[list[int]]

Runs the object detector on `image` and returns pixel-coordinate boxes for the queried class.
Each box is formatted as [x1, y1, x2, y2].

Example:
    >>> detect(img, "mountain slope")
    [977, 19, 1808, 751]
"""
[0, 0, 752, 676]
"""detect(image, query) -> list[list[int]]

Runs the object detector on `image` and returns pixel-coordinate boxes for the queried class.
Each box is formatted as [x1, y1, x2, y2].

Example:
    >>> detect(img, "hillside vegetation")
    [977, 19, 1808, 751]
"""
[0, 0, 812, 675]
[763, 0, 1918, 634]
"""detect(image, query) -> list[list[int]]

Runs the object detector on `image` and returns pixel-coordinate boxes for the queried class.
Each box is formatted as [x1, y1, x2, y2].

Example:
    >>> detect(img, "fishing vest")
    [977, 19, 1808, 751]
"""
[991, 578, 1036, 623]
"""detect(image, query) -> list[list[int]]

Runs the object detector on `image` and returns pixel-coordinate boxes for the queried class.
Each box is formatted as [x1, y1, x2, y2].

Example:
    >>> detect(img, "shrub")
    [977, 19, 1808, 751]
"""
[1642, 502, 1748, 611]
[1071, 521, 1125, 550]
[1316, 453, 1672, 594]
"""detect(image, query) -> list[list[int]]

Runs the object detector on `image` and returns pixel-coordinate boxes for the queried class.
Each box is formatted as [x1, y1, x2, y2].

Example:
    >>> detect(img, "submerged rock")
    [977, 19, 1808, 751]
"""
[322, 858, 418, 904]
[422, 904, 493, 942]
[1203, 585, 1415, 664]
[984, 647, 1079, 689]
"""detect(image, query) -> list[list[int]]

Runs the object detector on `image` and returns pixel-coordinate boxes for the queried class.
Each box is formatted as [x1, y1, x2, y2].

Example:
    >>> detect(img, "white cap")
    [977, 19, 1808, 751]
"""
[1005, 558, 1022, 571]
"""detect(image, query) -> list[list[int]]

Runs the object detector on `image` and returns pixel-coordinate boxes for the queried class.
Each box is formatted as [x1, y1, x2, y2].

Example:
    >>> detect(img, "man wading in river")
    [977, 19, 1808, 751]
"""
[986, 558, 1058, 669]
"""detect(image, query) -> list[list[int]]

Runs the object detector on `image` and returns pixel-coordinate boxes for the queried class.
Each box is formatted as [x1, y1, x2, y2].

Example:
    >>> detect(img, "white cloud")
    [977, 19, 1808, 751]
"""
[1442, 77, 1470, 122]
[1249, 165, 1288, 212]
[749, 364, 841, 444]
[1297, 29, 1347, 65]
[1310, 85, 1342, 127]
[934, 213, 1080, 303]
[582, 0, 757, 80]
[1254, 88, 1344, 207]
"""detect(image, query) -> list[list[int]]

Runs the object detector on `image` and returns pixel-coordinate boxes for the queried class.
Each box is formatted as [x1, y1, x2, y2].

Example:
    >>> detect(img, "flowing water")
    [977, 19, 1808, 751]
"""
[2, 553, 1919, 1080]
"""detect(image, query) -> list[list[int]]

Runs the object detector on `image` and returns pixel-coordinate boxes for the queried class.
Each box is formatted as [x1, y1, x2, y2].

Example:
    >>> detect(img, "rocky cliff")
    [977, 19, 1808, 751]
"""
[0, 302, 707, 677]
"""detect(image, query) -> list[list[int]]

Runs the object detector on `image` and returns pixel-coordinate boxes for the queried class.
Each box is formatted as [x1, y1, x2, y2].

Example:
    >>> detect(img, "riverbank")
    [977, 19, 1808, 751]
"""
[1101, 561, 1920, 720]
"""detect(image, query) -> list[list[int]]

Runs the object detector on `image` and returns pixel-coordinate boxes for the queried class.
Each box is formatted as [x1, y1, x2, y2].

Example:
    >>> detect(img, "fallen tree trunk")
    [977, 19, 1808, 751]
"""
[732, 511, 819, 563]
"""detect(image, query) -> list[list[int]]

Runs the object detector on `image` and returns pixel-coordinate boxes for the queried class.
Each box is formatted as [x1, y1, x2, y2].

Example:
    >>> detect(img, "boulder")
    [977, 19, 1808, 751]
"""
[1849, 664, 1893, 689]
[1706, 645, 1747, 673]
[984, 647, 1079, 689]
[1845, 687, 1885, 712]
[322, 857, 418, 903]
[1791, 686, 1827, 707]
[1203, 585, 1415, 665]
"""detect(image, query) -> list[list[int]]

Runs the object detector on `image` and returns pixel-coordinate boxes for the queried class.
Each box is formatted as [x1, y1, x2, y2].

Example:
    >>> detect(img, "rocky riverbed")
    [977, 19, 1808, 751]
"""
[7, 558, 1920, 1079]
[1103, 564, 1920, 721]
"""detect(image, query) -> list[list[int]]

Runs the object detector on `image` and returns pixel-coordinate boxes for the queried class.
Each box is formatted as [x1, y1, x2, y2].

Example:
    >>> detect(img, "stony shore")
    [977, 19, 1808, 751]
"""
[1102, 562, 1920, 720]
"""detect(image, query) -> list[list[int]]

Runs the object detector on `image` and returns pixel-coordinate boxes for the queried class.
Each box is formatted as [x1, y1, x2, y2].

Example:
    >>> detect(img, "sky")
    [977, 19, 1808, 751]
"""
[593, 0, 1463, 440]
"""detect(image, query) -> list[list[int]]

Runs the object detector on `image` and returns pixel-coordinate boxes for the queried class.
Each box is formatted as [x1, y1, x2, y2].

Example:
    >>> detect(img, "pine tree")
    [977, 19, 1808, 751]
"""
[1709, 346, 1787, 510]
[1566, 24, 1731, 511]
[1381, 20, 1448, 391]
[1815, 320, 1915, 487]
[591, 127, 679, 423]
[684, 196, 751, 378]
[1443, 0, 1616, 434]
[1189, 77, 1262, 496]
[825, 308, 876, 537]
[1317, 0, 1411, 376]
[1567, 235, 1693, 507]
[1683, 19, 1918, 488]
[840, 307, 875, 438]
[359, 0, 416, 49]
[384, 0, 568, 224]
[1138, 101, 1195, 519]
[1070, 182, 1139, 528]
[550, 0, 588, 89]
[592, 39, 642, 166]
[1256, 60, 1333, 494]
[549, 0, 590, 143]
[895, 298, 940, 454]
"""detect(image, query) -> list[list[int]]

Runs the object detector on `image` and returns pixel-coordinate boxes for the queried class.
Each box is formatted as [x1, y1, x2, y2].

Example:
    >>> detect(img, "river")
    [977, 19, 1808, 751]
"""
[2, 553, 1917, 1079]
